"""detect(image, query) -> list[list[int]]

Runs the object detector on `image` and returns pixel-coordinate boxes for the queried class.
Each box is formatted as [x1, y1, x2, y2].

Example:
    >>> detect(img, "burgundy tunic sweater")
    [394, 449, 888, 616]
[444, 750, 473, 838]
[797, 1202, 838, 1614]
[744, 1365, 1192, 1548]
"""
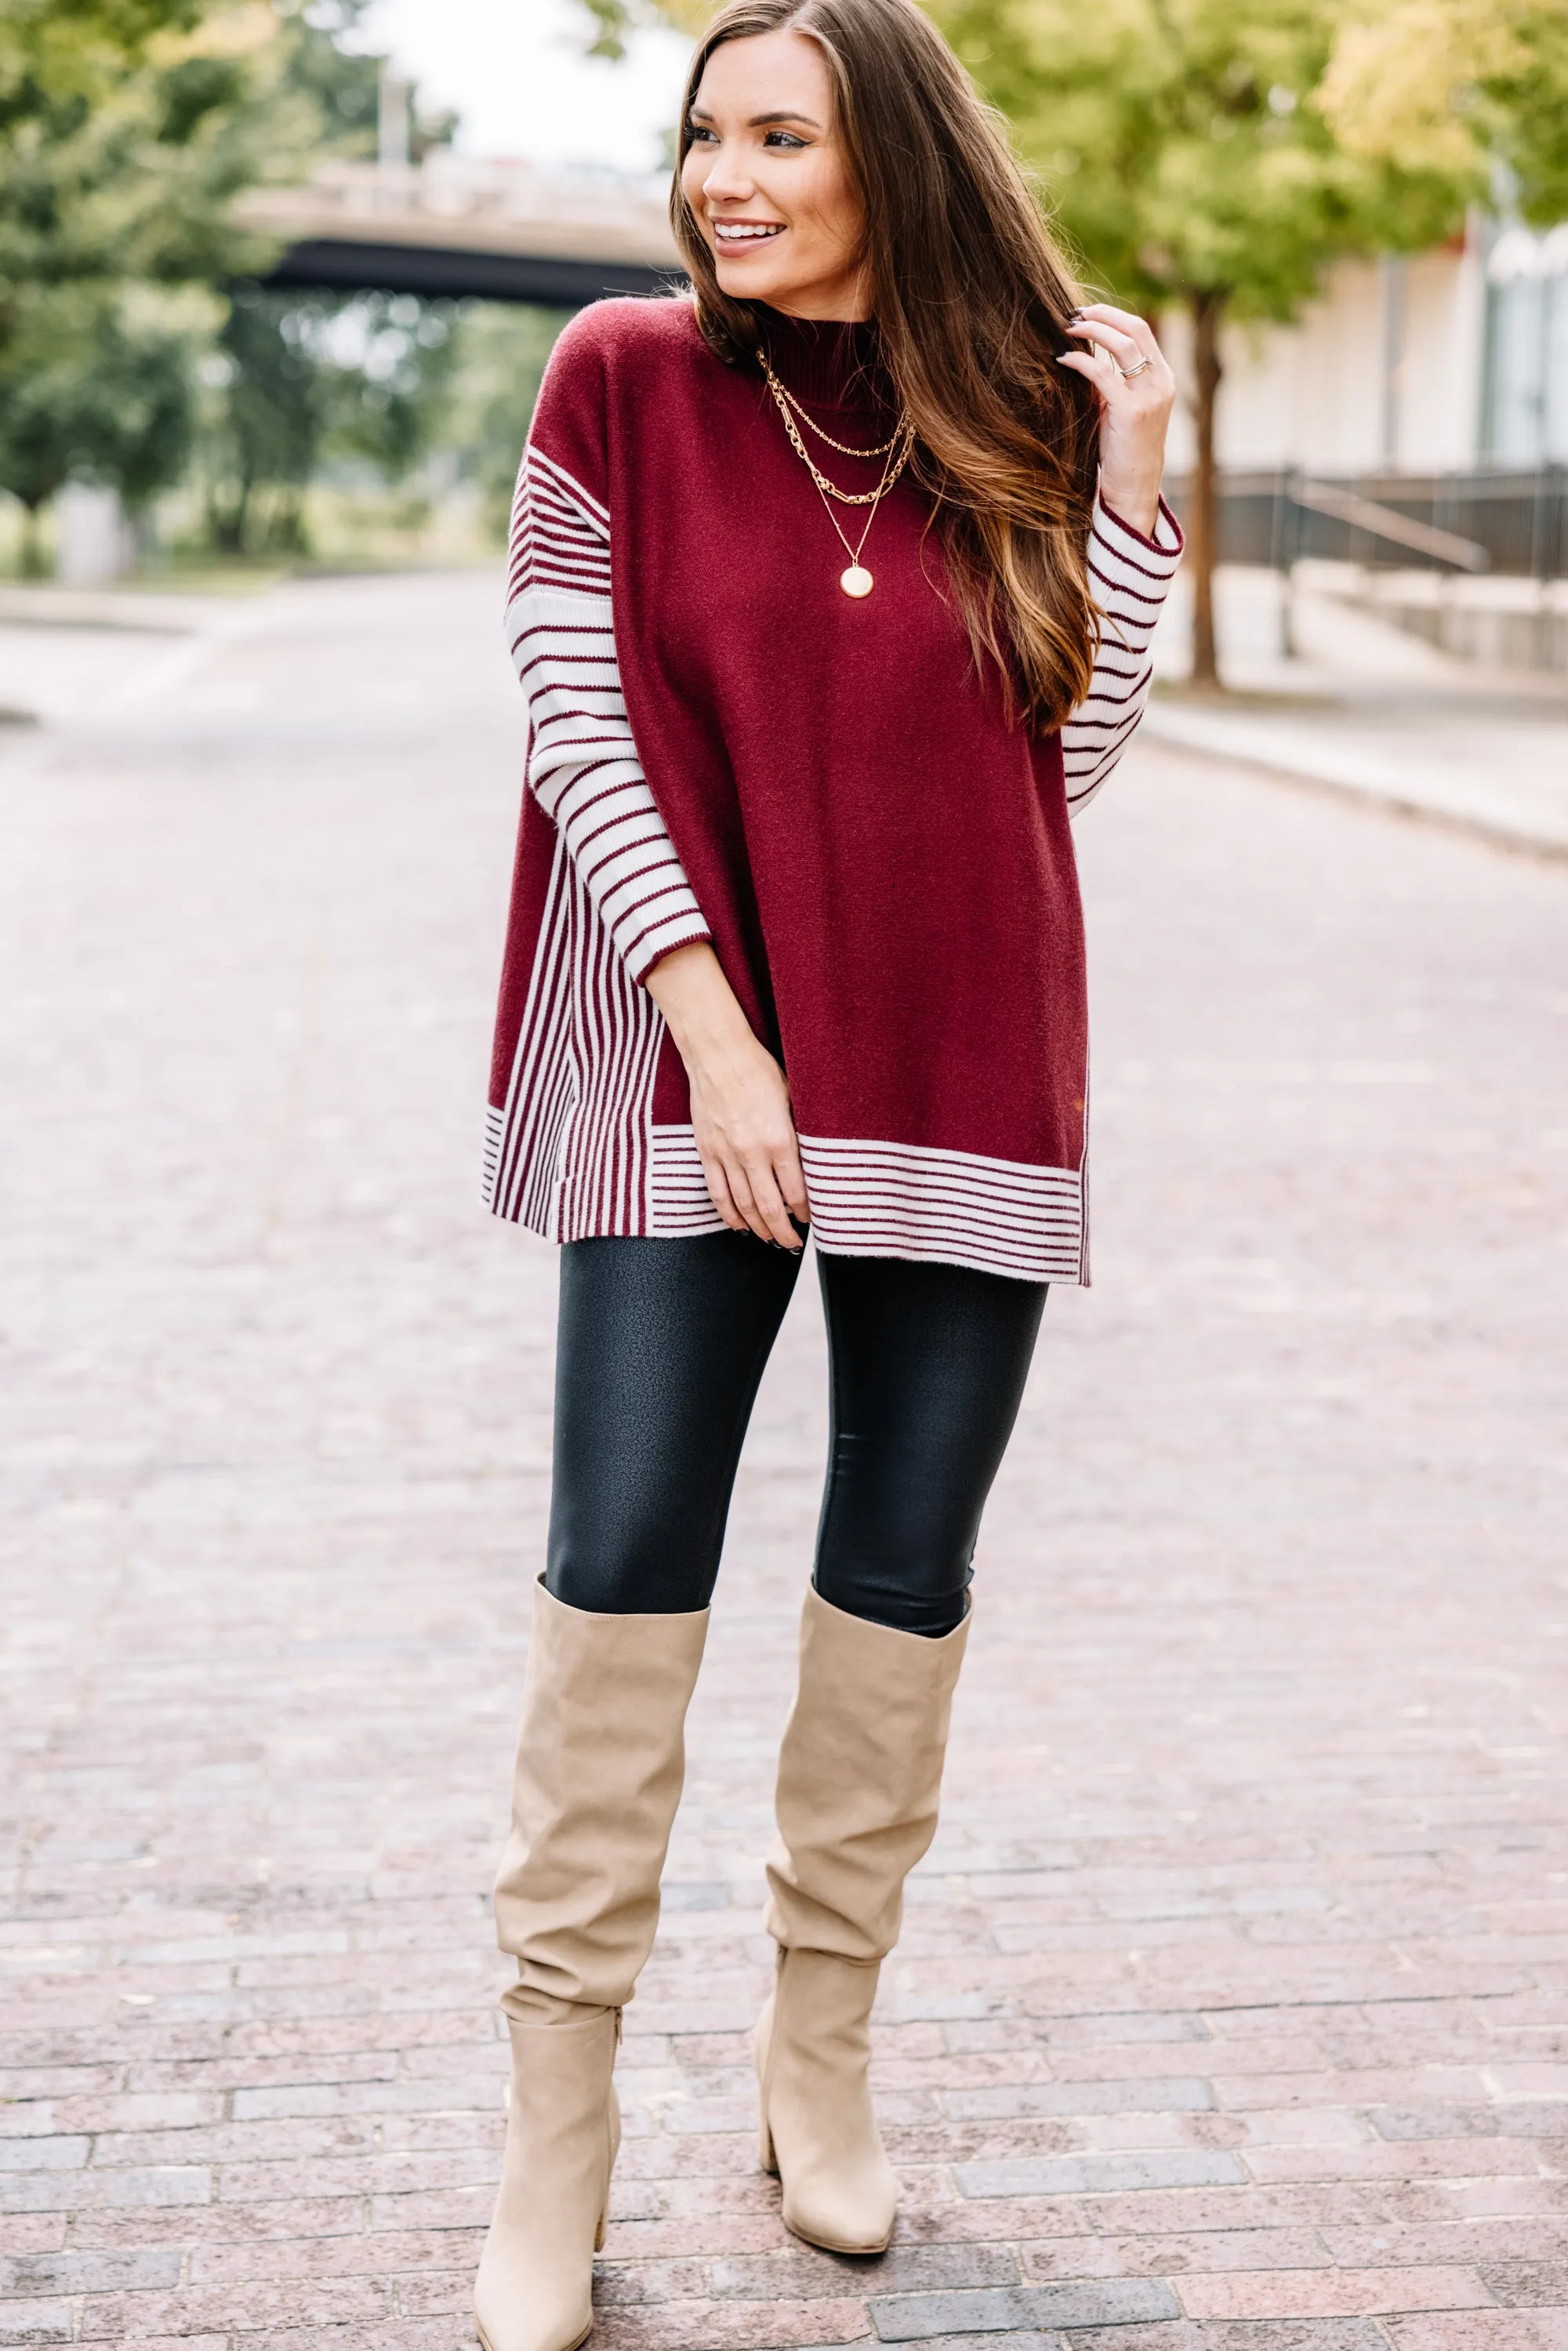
[485, 297, 1181, 1282]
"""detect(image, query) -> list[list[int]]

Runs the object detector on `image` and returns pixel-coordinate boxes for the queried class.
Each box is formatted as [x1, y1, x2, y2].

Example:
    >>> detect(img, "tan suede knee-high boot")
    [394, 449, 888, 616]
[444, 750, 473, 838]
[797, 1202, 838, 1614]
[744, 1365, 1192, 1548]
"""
[755, 1584, 971, 2255]
[474, 1580, 708, 2351]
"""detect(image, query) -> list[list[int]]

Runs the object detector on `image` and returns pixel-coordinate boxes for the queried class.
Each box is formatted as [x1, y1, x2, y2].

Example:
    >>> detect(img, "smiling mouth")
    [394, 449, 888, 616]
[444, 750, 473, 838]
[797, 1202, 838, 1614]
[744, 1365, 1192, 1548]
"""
[713, 220, 786, 249]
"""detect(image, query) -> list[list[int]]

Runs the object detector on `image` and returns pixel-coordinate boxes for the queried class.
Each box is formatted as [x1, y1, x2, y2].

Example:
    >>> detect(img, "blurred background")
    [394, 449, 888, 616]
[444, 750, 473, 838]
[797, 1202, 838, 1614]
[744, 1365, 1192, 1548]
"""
[2, 0, 1563, 713]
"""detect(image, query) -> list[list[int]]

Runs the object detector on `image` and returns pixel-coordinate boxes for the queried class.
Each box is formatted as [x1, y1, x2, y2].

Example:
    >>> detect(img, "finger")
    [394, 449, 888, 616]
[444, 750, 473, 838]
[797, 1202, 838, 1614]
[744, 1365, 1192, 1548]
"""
[1060, 347, 1161, 406]
[1073, 303, 1156, 350]
[1056, 350, 1117, 399]
[702, 1155, 749, 1234]
[1065, 317, 1143, 368]
[724, 1159, 776, 1246]
[745, 1155, 804, 1250]
[778, 1135, 810, 1221]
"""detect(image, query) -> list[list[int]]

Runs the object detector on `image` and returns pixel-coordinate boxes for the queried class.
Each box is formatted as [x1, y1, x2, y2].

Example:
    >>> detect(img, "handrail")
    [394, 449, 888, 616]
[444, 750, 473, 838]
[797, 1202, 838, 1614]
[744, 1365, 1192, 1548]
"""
[1295, 480, 1490, 572]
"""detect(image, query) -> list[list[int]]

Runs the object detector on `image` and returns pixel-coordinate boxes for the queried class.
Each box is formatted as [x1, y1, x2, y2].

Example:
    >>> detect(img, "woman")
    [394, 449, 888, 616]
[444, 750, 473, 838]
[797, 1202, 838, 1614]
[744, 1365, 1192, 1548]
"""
[474, 1, 1179, 2344]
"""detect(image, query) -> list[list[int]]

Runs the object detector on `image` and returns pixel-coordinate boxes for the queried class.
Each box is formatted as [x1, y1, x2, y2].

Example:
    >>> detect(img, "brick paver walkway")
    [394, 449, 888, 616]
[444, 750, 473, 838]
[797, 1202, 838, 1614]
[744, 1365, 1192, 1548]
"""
[3, 571, 1567, 2351]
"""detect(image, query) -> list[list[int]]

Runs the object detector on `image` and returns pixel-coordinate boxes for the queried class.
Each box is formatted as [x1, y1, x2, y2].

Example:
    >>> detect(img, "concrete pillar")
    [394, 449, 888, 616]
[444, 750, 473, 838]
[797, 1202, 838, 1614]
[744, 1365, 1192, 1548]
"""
[56, 485, 135, 586]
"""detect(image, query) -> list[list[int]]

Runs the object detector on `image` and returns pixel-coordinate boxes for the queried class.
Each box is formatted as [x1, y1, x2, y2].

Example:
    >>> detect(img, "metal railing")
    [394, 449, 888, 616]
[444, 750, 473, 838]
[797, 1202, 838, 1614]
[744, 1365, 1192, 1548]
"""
[1167, 467, 1568, 580]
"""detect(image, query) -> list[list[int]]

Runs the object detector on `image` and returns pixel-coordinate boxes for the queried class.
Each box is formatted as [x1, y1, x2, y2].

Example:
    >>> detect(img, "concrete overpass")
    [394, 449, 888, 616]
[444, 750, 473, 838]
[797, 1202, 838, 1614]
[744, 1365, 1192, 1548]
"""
[240, 158, 684, 309]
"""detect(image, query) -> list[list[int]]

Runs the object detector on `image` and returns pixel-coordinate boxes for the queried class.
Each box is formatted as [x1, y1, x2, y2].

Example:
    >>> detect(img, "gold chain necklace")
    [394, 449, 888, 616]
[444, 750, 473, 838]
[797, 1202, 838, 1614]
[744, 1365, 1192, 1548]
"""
[760, 355, 915, 599]
[768, 372, 905, 459]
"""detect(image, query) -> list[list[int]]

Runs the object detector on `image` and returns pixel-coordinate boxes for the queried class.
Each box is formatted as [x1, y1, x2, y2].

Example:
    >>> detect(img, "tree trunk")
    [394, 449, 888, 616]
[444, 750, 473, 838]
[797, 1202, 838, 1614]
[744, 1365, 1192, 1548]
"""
[19, 501, 46, 579]
[1188, 286, 1226, 689]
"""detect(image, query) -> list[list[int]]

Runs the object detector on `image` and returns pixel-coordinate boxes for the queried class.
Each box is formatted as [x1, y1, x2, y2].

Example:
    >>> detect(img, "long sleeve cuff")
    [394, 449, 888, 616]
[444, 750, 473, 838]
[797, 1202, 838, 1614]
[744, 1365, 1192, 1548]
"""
[1094, 489, 1184, 563]
[1062, 489, 1182, 814]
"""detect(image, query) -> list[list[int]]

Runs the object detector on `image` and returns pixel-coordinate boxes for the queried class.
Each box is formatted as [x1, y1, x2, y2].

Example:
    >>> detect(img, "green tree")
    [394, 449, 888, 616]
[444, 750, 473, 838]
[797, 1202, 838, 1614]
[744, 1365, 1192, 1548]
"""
[204, 285, 465, 555]
[276, 0, 380, 151]
[0, 0, 459, 567]
[928, 0, 1469, 683]
[0, 281, 207, 565]
[0, 0, 318, 559]
[572, 0, 705, 59]
[0, 4, 295, 303]
[1319, 0, 1568, 226]
[445, 303, 574, 541]
[192, 1, 463, 557]
[203, 282, 325, 553]
[327, 293, 463, 484]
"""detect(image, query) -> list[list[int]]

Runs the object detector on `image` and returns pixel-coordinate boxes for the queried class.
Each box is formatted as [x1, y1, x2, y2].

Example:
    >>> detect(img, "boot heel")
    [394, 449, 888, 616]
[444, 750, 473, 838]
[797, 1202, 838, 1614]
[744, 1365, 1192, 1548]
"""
[753, 1986, 779, 2173]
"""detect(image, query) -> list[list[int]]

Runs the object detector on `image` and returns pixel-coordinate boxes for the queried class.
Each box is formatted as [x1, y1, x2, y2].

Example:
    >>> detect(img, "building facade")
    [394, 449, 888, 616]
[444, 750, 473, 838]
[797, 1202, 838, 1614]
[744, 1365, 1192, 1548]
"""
[1163, 215, 1568, 479]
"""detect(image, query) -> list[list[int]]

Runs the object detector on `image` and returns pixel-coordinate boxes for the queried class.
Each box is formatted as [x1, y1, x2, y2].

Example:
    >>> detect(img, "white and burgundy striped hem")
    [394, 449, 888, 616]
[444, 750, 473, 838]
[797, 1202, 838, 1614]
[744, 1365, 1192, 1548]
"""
[625, 1125, 1086, 1283]
[648, 1127, 728, 1238]
[800, 1134, 1086, 1283]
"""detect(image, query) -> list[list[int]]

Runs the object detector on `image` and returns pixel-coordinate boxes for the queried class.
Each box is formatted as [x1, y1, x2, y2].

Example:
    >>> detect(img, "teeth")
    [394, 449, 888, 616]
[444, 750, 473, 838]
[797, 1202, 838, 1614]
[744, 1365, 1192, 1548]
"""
[714, 223, 782, 241]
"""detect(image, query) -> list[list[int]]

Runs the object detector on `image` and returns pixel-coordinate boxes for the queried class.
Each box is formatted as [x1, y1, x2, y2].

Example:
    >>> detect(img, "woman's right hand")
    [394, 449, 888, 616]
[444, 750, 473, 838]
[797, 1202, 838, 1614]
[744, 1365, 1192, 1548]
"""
[644, 942, 808, 1250]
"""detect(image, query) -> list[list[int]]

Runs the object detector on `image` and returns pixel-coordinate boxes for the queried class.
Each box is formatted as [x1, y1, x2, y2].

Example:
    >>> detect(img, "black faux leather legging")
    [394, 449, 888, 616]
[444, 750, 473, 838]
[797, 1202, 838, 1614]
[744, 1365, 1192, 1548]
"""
[545, 1232, 1047, 1638]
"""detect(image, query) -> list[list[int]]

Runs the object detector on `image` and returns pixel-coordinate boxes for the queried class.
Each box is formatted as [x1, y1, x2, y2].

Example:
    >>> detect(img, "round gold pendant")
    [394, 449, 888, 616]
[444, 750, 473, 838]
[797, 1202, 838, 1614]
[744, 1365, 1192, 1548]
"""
[840, 564, 873, 598]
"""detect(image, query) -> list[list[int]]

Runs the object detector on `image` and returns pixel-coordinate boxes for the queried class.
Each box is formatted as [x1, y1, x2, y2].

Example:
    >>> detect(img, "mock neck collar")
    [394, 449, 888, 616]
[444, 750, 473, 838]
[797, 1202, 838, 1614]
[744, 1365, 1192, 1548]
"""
[754, 306, 886, 407]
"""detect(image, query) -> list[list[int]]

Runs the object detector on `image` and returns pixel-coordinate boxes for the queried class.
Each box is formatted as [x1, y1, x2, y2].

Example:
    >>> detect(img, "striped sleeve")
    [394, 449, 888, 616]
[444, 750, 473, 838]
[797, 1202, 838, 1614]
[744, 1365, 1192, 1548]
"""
[1062, 490, 1183, 816]
[504, 441, 712, 986]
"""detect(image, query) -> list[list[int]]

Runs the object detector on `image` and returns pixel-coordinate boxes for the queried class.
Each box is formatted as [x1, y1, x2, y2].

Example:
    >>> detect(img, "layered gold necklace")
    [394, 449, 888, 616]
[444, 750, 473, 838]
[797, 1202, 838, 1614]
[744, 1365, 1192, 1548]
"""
[760, 354, 915, 599]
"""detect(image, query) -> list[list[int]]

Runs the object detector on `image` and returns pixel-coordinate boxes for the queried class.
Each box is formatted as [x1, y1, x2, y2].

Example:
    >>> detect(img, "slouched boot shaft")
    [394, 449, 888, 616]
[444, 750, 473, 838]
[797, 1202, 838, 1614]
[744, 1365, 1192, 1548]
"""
[494, 1580, 709, 2010]
[476, 1581, 708, 2351]
[757, 1585, 971, 2254]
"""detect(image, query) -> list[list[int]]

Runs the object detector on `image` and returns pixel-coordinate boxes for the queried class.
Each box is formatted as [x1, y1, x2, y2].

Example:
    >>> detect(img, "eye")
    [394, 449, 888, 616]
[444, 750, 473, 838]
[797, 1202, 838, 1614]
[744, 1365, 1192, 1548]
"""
[763, 129, 808, 149]
[686, 122, 717, 144]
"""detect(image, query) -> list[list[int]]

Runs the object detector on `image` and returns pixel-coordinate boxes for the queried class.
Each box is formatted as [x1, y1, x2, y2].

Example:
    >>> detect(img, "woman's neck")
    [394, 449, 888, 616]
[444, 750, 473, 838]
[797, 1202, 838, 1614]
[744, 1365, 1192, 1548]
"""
[754, 305, 886, 408]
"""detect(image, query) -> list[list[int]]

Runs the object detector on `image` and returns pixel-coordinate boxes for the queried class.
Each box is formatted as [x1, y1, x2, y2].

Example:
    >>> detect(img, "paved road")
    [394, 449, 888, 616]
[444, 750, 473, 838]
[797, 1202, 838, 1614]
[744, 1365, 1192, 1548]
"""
[3, 571, 1566, 2351]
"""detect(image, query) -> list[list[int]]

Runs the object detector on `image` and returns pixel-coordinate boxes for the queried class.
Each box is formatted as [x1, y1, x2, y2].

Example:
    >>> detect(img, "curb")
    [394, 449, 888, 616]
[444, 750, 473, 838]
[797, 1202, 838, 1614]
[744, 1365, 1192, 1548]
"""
[1141, 702, 1568, 865]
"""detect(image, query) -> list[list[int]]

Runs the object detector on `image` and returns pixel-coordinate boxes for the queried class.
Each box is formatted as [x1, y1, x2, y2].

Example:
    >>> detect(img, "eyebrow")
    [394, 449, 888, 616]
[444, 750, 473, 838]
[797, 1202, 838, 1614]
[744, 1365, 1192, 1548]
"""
[688, 105, 824, 129]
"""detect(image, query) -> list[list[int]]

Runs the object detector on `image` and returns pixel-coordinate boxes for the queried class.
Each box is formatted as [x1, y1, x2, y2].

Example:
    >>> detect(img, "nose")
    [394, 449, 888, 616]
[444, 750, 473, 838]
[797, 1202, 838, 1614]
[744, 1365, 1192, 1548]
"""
[697, 141, 757, 206]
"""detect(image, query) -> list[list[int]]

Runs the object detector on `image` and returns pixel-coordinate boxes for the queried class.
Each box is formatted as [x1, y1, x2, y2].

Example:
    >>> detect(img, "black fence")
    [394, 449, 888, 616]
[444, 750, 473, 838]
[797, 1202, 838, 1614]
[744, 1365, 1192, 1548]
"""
[1165, 468, 1568, 580]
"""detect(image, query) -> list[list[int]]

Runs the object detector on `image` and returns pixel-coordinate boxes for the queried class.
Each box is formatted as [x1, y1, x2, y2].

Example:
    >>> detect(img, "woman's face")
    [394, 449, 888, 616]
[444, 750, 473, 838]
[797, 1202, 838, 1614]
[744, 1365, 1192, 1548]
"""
[681, 29, 869, 321]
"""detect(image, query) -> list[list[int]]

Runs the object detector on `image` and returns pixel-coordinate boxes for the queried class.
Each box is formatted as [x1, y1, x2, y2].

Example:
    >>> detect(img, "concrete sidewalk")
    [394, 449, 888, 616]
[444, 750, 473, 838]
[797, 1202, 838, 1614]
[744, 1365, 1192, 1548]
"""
[1146, 567, 1568, 858]
[2, 570, 1567, 2349]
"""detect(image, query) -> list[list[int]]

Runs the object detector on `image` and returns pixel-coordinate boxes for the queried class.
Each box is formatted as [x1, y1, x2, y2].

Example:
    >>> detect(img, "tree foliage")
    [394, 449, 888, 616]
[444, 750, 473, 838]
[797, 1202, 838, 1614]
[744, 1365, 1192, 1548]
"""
[574, 0, 706, 61]
[446, 303, 575, 539]
[0, 0, 464, 563]
[0, 280, 202, 566]
[1319, 0, 1568, 227]
[194, 3, 464, 555]
[205, 285, 463, 554]
[922, 0, 1476, 679]
[932, 0, 1465, 316]
[0, 0, 314, 535]
[0, 2, 294, 304]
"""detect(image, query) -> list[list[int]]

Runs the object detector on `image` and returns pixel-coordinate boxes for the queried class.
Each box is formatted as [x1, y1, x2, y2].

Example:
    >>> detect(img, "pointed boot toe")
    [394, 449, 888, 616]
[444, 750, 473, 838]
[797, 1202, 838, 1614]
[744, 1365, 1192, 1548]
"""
[474, 2007, 620, 2351]
[755, 1947, 897, 2255]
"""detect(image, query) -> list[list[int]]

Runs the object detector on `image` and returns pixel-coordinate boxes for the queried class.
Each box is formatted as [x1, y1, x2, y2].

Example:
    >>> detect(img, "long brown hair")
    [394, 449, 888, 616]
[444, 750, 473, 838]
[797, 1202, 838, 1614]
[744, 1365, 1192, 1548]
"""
[671, 0, 1102, 731]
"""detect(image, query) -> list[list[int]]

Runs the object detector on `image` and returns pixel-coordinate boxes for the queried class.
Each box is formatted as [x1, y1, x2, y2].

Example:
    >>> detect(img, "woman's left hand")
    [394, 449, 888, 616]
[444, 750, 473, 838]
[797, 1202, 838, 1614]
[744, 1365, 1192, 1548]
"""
[1058, 303, 1178, 539]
